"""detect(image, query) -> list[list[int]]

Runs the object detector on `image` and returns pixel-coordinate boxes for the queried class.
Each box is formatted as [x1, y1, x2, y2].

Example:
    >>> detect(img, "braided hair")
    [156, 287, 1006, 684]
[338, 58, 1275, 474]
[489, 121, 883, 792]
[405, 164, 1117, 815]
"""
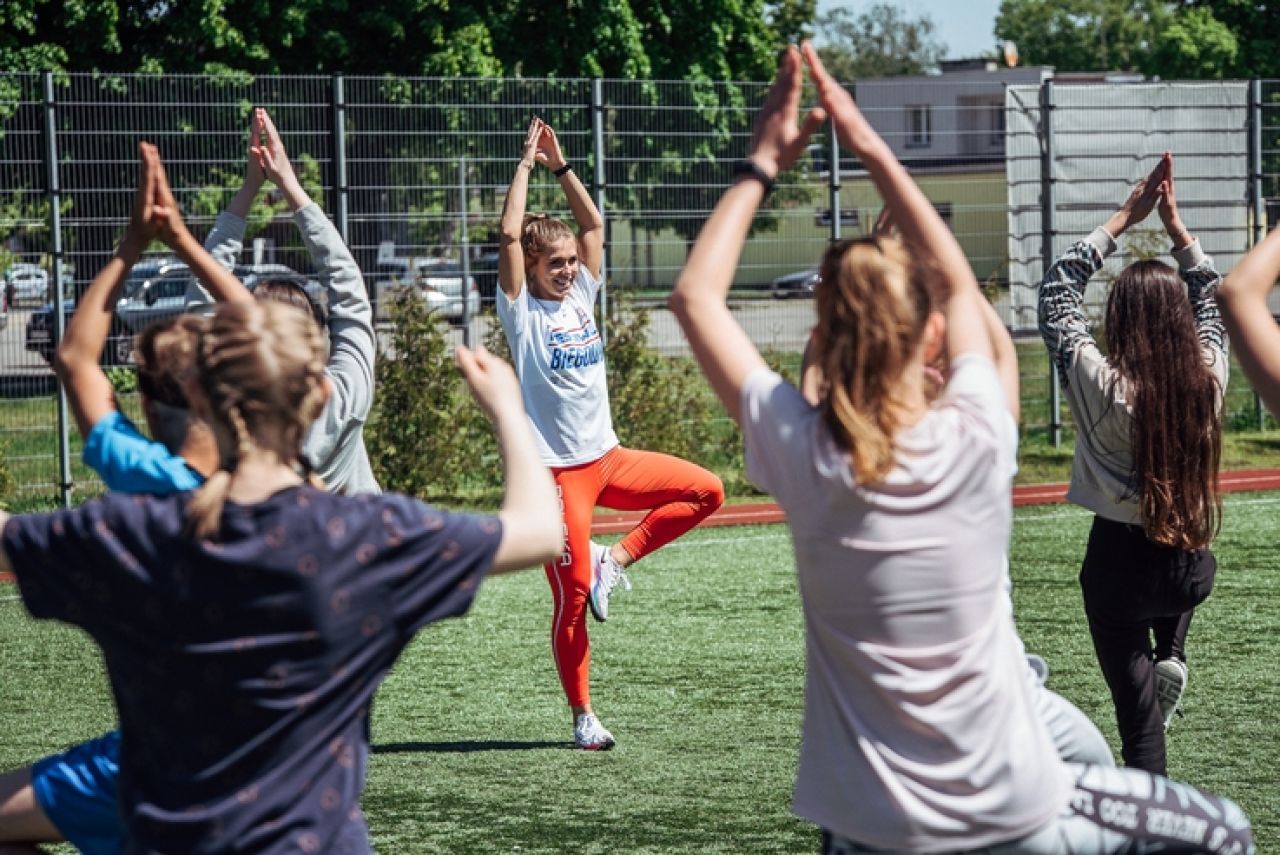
[186, 300, 329, 538]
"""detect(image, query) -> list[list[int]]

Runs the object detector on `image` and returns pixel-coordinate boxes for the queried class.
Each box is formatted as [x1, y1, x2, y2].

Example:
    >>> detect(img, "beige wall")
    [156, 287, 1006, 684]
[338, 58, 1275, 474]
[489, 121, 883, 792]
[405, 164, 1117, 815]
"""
[607, 168, 1008, 291]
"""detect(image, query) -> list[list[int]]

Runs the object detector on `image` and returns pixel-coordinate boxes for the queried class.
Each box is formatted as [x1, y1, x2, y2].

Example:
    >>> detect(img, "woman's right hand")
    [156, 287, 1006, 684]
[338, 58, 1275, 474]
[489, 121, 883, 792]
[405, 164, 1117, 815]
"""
[520, 116, 544, 170]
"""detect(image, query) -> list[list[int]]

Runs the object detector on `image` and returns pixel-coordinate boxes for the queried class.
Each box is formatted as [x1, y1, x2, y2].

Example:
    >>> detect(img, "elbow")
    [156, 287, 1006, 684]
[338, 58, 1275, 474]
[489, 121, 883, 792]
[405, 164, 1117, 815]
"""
[499, 227, 522, 247]
[52, 343, 78, 382]
[667, 285, 693, 319]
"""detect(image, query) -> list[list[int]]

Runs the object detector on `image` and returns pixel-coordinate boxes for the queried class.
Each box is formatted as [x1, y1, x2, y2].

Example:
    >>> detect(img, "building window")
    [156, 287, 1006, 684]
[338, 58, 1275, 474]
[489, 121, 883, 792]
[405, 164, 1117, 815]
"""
[907, 105, 932, 147]
[989, 104, 1006, 145]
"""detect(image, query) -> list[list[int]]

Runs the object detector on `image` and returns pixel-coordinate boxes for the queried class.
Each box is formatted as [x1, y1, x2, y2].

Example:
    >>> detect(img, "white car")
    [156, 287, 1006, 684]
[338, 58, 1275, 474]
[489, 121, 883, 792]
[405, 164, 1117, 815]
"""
[375, 257, 481, 324]
[5, 263, 49, 304]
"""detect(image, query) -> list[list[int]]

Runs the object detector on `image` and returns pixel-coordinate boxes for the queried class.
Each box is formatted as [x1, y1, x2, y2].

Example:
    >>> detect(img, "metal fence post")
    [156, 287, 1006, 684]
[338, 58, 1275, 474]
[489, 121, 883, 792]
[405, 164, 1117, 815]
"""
[1039, 80, 1061, 448]
[42, 72, 73, 508]
[1249, 78, 1267, 430]
[828, 122, 841, 243]
[459, 156, 473, 348]
[591, 78, 608, 344]
[330, 73, 349, 244]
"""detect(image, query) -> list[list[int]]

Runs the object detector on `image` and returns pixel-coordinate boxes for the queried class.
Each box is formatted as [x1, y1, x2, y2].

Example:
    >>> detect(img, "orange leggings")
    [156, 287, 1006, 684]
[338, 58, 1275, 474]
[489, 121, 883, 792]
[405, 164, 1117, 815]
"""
[546, 445, 724, 709]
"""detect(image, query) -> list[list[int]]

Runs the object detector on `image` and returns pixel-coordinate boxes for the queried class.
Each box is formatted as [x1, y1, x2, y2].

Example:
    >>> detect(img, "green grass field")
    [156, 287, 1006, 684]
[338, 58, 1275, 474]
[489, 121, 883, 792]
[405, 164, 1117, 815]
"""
[2, 494, 1277, 852]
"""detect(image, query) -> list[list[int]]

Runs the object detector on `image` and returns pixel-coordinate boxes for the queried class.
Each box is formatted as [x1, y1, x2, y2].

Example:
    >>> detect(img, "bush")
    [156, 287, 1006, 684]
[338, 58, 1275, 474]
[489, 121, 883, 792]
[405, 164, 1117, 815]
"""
[366, 288, 748, 506]
[365, 293, 500, 505]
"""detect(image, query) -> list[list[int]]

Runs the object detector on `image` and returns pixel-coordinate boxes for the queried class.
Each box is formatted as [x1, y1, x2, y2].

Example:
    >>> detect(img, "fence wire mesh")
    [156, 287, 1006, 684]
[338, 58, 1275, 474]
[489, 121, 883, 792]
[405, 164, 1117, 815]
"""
[1, 71, 1278, 504]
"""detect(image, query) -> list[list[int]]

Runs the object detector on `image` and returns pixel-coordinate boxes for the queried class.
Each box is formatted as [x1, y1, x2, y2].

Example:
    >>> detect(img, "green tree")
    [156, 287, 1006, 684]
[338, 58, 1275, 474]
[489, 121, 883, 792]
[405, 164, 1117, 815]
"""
[994, 0, 1171, 74]
[1179, 0, 1280, 79]
[993, 0, 1267, 80]
[814, 3, 944, 81]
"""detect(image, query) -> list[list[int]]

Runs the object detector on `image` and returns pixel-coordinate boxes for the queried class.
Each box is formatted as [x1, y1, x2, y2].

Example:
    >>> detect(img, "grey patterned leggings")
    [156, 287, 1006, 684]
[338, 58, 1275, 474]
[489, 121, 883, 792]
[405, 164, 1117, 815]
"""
[821, 762, 1253, 854]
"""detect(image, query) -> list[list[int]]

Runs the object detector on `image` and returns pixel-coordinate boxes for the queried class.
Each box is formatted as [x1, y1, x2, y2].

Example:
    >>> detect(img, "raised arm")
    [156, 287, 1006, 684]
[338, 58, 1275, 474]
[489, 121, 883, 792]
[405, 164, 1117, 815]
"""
[255, 110, 376, 447]
[536, 122, 604, 278]
[1038, 157, 1164, 385]
[497, 118, 542, 300]
[1217, 226, 1280, 414]
[805, 43, 995, 371]
[187, 112, 269, 309]
[1158, 160, 1227, 371]
[455, 345, 562, 572]
[669, 45, 826, 424]
[147, 147, 251, 305]
[54, 143, 155, 437]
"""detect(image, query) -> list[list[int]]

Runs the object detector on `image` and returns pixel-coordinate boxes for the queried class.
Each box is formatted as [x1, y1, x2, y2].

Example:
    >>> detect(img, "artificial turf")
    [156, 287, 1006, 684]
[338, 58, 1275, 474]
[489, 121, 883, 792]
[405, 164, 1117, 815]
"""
[1, 493, 1276, 852]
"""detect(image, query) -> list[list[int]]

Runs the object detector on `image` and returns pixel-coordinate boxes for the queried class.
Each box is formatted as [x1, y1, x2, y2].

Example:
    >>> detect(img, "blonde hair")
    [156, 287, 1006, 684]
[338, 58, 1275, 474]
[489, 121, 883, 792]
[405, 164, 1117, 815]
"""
[520, 213, 575, 260]
[812, 236, 933, 484]
[187, 301, 328, 538]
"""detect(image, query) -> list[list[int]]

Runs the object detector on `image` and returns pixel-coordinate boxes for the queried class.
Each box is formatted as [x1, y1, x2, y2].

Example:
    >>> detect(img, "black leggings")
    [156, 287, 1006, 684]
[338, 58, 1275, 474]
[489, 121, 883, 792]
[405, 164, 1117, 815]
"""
[1079, 516, 1216, 775]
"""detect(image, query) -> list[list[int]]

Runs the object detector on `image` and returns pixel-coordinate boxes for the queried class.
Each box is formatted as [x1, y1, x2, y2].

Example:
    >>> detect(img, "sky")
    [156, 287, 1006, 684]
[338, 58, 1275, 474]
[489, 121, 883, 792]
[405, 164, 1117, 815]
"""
[816, 0, 1004, 61]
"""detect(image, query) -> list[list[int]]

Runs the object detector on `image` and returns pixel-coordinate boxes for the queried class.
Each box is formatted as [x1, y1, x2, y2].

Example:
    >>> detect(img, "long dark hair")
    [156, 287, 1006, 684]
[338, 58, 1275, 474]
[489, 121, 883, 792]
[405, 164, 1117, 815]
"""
[1104, 259, 1221, 549]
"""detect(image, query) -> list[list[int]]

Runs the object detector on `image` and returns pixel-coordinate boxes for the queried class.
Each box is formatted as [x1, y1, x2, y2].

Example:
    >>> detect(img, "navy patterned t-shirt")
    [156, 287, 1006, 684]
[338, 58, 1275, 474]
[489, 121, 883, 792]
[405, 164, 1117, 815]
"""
[3, 485, 503, 854]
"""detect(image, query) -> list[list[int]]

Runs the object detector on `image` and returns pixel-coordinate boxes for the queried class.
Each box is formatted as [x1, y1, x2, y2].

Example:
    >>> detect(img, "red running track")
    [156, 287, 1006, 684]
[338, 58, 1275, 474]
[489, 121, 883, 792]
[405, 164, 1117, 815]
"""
[4, 469, 1280, 585]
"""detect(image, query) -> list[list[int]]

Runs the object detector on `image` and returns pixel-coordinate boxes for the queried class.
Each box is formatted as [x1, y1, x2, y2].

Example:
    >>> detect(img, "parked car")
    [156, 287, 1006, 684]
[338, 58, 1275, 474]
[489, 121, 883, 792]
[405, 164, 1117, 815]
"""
[5, 262, 49, 305]
[0, 278, 8, 332]
[27, 259, 322, 365]
[471, 250, 500, 306]
[375, 256, 481, 324]
[770, 268, 819, 299]
[27, 258, 182, 365]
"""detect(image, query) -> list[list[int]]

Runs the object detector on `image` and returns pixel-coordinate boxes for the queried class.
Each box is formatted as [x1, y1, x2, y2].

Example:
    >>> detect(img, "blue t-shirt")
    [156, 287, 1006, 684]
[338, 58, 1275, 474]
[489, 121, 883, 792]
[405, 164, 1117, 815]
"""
[4, 486, 503, 854]
[83, 410, 203, 494]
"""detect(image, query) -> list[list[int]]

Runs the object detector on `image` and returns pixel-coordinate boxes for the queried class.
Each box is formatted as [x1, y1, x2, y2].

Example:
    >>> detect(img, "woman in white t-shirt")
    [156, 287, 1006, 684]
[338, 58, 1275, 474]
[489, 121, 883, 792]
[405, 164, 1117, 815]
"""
[496, 117, 724, 750]
[669, 43, 1252, 854]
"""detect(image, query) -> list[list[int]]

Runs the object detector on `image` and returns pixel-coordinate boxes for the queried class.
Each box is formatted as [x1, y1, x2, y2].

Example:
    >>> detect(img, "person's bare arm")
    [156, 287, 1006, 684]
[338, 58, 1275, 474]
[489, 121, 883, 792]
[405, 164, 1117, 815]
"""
[669, 45, 826, 425]
[455, 345, 561, 572]
[804, 42, 996, 370]
[1218, 226, 1280, 415]
[497, 118, 542, 301]
[54, 142, 154, 438]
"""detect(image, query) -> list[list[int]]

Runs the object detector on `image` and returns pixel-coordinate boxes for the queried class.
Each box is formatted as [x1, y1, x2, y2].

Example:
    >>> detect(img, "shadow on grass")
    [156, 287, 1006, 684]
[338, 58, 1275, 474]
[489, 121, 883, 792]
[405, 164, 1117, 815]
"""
[372, 739, 570, 754]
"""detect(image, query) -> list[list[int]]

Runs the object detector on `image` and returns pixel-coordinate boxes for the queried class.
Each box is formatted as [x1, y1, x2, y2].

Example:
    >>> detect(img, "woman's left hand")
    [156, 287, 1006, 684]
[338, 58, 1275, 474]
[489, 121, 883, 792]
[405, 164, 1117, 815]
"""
[747, 44, 827, 180]
[536, 122, 567, 172]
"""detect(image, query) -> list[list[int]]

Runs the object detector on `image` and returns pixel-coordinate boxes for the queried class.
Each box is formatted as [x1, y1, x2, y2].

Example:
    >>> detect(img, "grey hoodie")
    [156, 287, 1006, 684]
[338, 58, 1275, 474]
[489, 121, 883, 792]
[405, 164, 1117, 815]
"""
[187, 205, 381, 495]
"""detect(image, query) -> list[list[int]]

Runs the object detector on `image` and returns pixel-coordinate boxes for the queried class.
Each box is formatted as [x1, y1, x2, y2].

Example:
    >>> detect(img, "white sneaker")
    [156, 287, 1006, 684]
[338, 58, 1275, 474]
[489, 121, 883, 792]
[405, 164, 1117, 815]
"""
[588, 542, 631, 623]
[1154, 658, 1188, 731]
[573, 713, 616, 751]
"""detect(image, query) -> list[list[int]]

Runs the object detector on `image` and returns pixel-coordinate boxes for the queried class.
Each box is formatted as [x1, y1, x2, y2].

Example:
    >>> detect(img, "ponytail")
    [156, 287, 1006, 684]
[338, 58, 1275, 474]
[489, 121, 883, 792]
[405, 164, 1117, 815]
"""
[813, 237, 933, 484]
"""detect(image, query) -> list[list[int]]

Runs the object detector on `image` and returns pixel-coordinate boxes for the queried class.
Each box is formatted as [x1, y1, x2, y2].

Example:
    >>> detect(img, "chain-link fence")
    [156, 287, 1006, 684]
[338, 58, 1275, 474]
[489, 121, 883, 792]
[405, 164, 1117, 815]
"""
[1, 71, 1278, 504]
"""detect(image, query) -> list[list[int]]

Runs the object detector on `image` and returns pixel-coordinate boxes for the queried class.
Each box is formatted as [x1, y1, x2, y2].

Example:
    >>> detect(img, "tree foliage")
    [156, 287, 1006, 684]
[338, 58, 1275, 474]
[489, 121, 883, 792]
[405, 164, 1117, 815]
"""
[813, 3, 944, 81]
[994, 0, 1275, 80]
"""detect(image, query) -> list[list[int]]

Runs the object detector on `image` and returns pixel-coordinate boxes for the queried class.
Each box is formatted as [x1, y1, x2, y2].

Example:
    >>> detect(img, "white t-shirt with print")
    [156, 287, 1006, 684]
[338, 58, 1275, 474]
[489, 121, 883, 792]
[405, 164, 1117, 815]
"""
[496, 266, 619, 467]
[740, 354, 1070, 852]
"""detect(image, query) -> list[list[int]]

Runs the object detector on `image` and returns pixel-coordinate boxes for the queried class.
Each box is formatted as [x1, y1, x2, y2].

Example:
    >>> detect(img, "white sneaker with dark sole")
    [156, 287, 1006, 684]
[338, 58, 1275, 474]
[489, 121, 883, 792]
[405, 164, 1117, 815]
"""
[588, 542, 631, 623]
[1154, 657, 1188, 732]
[574, 713, 616, 751]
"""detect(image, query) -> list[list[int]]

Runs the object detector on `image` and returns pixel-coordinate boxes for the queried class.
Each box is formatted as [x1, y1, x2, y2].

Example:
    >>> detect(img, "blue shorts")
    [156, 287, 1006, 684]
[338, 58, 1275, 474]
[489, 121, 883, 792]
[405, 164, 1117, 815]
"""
[31, 729, 123, 855]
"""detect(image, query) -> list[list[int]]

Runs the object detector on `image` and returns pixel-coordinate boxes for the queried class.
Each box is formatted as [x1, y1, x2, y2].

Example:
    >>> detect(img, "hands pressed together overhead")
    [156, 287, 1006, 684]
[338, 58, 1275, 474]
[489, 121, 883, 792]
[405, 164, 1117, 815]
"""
[519, 116, 568, 173]
[122, 141, 191, 258]
[1106, 152, 1193, 248]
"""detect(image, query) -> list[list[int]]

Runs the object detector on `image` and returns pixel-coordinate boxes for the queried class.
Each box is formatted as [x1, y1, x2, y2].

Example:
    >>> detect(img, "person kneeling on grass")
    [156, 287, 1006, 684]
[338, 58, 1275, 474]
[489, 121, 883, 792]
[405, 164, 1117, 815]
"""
[670, 42, 1252, 853]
